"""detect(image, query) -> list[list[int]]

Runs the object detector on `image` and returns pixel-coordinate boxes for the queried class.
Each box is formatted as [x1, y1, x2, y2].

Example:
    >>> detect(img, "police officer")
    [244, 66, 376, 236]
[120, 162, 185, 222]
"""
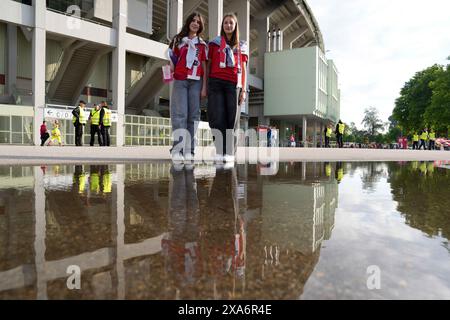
[412, 132, 419, 150]
[324, 124, 332, 148]
[335, 120, 345, 148]
[428, 129, 436, 151]
[72, 101, 87, 146]
[99, 101, 112, 147]
[419, 128, 428, 150]
[89, 104, 103, 146]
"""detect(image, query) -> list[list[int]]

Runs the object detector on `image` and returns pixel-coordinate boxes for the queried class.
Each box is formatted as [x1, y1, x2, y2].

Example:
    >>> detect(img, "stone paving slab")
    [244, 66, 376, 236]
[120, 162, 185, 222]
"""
[0, 146, 448, 165]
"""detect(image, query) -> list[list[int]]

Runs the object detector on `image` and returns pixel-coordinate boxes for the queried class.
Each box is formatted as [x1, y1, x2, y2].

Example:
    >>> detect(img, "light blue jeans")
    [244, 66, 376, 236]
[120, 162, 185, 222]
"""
[171, 79, 202, 155]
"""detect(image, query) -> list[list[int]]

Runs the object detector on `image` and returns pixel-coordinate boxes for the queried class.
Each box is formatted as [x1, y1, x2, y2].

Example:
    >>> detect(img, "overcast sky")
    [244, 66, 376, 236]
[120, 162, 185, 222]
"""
[308, 0, 450, 129]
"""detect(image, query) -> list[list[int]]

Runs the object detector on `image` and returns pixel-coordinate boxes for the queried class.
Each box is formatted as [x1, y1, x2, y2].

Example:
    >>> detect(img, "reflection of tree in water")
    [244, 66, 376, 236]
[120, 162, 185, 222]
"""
[361, 162, 386, 192]
[388, 162, 450, 240]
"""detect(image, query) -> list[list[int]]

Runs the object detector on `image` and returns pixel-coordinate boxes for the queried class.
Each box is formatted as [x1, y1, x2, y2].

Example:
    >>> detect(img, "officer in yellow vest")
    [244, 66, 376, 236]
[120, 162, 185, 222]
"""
[89, 104, 103, 146]
[419, 128, 428, 150]
[324, 124, 333, 148]
[335, 120, 345, 148]
[100, 101, 112, 147]
[102, 166, 112, 194]
[90, 166, 100, 194]
[428, 129, 436, 151]
[412, 132, 419, 150]
[72, 101, 87, 146]
[325, 162, 332, 177]
[335, 162, 344, 183]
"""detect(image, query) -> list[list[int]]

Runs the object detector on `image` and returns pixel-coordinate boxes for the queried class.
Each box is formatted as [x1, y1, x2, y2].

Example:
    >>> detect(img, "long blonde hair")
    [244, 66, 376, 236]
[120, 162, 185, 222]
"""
[221, 13, 240, 49]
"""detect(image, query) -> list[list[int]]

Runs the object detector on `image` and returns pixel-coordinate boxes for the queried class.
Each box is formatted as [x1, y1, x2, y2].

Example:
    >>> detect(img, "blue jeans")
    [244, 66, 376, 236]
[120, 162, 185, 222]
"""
[171, 79, 202, 155]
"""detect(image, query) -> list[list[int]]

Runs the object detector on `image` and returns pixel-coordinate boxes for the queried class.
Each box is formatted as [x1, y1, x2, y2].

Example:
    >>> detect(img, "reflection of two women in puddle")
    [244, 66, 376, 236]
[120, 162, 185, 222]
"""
[162, 165, 246, 299]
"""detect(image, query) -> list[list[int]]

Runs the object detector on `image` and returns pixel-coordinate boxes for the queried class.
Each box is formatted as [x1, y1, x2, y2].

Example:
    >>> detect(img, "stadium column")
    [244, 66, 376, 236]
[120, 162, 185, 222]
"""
[32, 0, 46, 146]
[302, 116, 308, 148]
[7, 24, 17, 96]
[208, 0, 223, 40]
[33, 166, 47, 299]
[112, 0, 127, 147]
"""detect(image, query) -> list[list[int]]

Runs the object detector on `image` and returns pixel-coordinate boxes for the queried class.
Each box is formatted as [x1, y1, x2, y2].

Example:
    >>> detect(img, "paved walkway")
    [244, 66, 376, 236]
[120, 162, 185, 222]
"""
[0, 146, 449, 165]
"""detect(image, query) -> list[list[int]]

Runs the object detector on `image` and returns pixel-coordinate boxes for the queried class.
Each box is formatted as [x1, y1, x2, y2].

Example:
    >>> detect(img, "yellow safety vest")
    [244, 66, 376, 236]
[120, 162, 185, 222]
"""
[90, 173, 100, 194]
[73, 106, 87, 125]
[326, 128, 332, 138]
[78, 173, 86, 194]
[337, 169, 344, 182]
[102, 108, 112, 127]
[413, 134, 419, 142]
[427, 163, 434, 174]
[325, 164, 331, 177]
[51, 127, 60, 138]
[338, 123, 345, 135]
[419, 163, 427, 174]
[429, 132, 436, 141]
[420, 132, 428, 140]
[103, 172, 112, 194]
[90, 109, 101, 126]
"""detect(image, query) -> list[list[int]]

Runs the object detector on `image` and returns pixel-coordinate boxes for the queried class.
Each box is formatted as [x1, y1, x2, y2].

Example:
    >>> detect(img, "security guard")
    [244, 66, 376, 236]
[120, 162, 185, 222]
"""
[325, 163, 332, 177]
[325, 124, 332, 148]
[419, 128, 428, 150]
[335, 120, 345, 148]
[89, 104, 103, 146]
[412, 132, 419, 150]
[102, 167, 112, 194]
[72, 101, 87, 146]
[428, 129, 436, 151]
[90, 166, 100, 194]
[100, 101, 112, 147]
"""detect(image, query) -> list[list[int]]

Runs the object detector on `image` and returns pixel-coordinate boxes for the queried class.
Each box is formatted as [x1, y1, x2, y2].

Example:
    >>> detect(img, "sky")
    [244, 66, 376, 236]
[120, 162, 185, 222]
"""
[307, 0, 450, 129]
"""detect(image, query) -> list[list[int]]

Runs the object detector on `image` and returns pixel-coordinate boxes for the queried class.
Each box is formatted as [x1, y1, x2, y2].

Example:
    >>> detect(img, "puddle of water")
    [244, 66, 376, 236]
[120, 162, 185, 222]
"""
[0, 161, 449, 300]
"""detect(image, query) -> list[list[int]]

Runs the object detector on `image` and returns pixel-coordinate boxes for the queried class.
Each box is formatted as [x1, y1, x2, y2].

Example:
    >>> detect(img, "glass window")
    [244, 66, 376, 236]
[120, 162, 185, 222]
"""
[12, 116, 22, 133]
[0, 132, 10, 144]
[12, 133, 23, 144]
[0, 116, 10, 131]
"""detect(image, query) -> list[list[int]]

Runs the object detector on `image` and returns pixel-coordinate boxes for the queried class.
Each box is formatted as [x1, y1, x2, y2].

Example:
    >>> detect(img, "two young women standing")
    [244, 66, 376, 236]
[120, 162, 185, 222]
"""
[169, 12, 248, 163]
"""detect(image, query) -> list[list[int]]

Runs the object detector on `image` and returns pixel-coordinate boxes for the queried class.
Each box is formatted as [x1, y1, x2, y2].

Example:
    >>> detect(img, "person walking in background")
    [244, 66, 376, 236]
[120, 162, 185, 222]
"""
[89, 104, 103, 146]
[72, 101, 87, 146]
[428, 128, 436, 151]
[335, 120, 345, 148]
[100, 101, 112, 147]
[40, 120, 50, 146]
[419, 128, 428, 150]
[207, 13, 249, 163]
[48, 120, 63, 147]
[412, 132, 419, 150]
[168, 12, 208, 163]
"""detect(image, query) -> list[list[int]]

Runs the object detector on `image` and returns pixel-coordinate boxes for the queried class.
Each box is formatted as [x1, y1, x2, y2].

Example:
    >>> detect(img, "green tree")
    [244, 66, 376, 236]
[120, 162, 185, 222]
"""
[392, 65, 443, 133]
[424, 65, 450, 135]
[362, 107, 384, 138]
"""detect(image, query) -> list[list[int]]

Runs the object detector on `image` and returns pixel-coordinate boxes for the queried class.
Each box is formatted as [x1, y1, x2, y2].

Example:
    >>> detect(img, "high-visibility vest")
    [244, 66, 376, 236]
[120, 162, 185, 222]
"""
[326, 164, 331, 177]
[102, 108, 112, 127]
[413, 134, 419, 142]
[90, 109, 101, 126]
[103, 172, 112, 194]
[51, 127, 60, 138]
[326, 128, 332, 138]
[90, 173, 100, 194]
[337, 169, 344, 182]
[429, 132, 436, 141]
[338, 123, 345, 135]
[420, 131, 428, 140]
[78, 173, 86, 194]
[420, 163, 427, 174]
[73, 106, 87, 125]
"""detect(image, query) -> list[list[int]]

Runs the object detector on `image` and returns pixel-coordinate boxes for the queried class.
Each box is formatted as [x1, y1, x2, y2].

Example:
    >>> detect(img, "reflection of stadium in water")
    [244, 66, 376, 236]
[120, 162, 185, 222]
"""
[0, 162, 338, 299]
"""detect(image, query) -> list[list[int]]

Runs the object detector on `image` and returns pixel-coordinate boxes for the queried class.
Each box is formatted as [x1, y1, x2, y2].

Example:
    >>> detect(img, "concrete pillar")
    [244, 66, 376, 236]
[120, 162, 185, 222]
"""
[168, 0, 183, 40]
[33, 167, 47, 299]
[32, 0, 46, 146]
[208, 0, 223, 40]
[7, 24, 17, 95]
[313, 120, 317, 148]
[112, 0, 127, 147]
[302, 116, 307, 148]
[256, 18, 269, 79]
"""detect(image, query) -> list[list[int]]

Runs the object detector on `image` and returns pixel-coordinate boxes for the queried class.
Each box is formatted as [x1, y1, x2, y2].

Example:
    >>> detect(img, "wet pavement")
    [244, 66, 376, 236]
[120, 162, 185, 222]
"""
[0, 161, 449, 300]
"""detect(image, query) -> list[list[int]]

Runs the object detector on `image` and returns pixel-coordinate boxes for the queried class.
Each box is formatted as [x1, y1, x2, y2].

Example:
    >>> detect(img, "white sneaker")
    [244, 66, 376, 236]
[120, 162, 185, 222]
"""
[214, 154, 224, 163]
[171, 152, 184, 163]
[224, 154, 235, 163]
[184, 153, 194, 163]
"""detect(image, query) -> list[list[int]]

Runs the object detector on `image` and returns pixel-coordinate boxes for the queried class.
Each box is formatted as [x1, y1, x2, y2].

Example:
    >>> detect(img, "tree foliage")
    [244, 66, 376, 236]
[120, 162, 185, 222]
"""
[361, 107, 385, 137]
